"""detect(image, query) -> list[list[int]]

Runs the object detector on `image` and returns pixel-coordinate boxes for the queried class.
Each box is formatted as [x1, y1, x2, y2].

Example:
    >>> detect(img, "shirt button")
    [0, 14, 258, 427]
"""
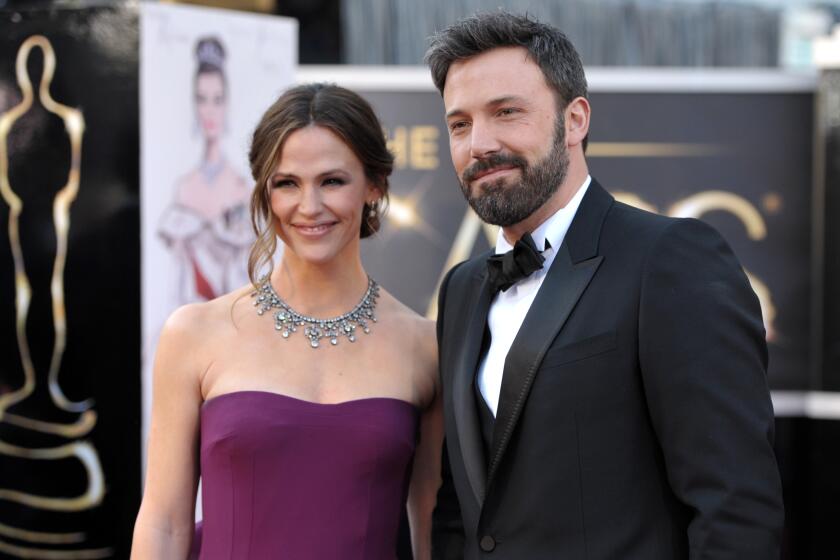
[480, 535, 496, 552]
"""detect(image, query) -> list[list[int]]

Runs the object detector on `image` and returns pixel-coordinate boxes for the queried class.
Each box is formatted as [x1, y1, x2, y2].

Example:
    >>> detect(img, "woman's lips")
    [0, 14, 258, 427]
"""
[293, 222, 337, 237]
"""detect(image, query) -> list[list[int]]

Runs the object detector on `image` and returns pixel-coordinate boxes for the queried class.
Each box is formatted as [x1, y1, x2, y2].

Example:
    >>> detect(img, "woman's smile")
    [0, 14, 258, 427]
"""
[292, 221, 338, 238]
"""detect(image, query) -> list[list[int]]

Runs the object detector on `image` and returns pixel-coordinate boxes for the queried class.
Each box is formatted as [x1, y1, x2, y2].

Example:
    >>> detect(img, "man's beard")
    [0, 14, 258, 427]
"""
[459, 118, 569, 227]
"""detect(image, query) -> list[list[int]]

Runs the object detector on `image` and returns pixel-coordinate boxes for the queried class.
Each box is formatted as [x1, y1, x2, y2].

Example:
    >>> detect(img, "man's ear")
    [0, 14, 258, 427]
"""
[565, 97, 590, 149]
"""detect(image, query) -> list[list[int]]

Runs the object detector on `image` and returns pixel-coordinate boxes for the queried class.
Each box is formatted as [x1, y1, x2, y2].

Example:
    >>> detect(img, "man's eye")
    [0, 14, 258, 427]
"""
[498, 107, 518, 116]
[449, 121, 469, 132]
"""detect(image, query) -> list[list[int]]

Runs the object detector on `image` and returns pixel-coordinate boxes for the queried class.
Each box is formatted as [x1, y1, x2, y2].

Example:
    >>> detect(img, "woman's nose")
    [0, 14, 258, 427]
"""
[296, 185, 322, 216]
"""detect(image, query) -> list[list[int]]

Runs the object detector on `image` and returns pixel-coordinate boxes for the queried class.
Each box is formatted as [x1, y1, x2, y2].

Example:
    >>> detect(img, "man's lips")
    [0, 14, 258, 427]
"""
[292, 222, 337, 236]
[469, 165, 517, 182]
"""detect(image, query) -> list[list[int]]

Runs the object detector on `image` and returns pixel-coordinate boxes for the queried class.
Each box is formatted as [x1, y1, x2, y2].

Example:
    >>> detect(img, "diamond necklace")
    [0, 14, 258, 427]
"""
[251, 277, 380, 349]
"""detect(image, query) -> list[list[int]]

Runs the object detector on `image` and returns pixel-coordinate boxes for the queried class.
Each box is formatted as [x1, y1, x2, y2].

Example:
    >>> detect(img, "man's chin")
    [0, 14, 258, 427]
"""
[467, 200, 523, 227]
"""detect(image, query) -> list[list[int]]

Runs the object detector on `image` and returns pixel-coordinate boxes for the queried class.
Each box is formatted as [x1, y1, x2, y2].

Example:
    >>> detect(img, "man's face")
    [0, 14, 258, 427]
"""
[442, 46, 569, 227]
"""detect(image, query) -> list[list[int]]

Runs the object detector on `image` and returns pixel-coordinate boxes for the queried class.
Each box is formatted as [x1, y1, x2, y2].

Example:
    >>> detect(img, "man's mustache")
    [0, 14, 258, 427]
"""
[462, 153, 527, 183]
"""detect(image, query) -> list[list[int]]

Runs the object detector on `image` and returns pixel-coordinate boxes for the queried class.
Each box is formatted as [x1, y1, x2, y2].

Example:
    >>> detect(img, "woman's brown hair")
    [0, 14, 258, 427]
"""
[247, 83, 394, 285]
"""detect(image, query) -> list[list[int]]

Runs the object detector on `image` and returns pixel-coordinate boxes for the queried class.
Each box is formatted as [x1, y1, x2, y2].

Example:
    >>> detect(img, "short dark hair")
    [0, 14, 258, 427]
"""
[247, 83, 393, 284]
[425, 11, 588, 147]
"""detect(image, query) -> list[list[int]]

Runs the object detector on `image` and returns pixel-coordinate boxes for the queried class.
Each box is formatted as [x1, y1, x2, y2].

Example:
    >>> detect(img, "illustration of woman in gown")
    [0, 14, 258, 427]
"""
[157, 37, 252, 304]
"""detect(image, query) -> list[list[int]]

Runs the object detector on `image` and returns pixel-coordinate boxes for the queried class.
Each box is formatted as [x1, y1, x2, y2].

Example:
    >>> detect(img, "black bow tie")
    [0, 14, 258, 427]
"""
[486, 233, 546, 293]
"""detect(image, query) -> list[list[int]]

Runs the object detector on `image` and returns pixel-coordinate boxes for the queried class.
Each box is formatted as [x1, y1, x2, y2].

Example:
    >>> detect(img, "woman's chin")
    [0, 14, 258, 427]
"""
[286, 245, 342, 267]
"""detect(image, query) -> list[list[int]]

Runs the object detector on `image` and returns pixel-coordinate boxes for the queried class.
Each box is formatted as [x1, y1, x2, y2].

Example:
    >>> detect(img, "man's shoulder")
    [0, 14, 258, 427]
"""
[609, 200, 725, 239]
[602, 198, 691, 248]
[608, 198, 675, 228]
[602, 199, 737, 274]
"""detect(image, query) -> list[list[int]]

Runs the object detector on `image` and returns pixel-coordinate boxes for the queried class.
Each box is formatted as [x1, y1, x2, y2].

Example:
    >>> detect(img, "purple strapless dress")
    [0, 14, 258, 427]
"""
[195, 390, 418, 559]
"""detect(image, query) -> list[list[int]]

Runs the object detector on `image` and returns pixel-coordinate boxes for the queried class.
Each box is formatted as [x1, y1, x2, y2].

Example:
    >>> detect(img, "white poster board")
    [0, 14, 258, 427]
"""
[140, 4, 296, 498]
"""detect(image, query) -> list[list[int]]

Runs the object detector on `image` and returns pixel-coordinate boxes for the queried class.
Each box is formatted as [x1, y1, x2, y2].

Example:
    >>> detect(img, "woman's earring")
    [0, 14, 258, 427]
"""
[368, 200, 378, 218]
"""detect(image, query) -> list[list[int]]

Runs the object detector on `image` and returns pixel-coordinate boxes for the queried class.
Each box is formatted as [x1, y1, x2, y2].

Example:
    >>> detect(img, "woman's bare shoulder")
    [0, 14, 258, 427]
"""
[162, 286, 253, 344]
[159, 301, 214, 352]
[219, 164, 251, 194]
[379, 289, 432, 325]
[377, 289, 438, 408]
[378, 289, 436, 356]
[173, 169, 200, 191]
[155, 286, 255, 388]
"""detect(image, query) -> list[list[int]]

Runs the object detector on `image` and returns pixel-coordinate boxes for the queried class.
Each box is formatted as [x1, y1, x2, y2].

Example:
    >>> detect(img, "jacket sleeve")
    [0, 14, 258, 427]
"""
[432, 264, 466, 560]
[638, 218, 784, 559]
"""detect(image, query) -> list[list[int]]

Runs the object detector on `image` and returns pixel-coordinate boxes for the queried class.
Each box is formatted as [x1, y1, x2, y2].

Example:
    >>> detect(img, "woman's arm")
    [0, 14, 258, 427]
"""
[407, 322, 445, 560]
[131, 306, 206, 559]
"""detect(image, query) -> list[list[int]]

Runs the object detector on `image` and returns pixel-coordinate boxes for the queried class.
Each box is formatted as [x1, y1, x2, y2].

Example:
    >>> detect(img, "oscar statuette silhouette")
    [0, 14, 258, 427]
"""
[0, 35, 111, 559]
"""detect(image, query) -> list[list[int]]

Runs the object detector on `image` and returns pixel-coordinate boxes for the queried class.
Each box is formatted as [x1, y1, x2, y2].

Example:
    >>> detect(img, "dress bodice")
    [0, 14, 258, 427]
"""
[197, 390, 418, 560]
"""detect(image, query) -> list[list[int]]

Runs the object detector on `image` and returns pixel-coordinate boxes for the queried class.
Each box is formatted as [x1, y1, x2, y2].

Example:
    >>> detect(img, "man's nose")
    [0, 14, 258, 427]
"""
[469, 120, 501, 159]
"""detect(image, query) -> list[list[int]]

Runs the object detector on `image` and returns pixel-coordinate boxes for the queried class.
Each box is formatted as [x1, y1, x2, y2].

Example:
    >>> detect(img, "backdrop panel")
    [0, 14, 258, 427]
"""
[139, 3, 297, 468]
[0, 4, 140, 558]
[352, 83, 814, 392]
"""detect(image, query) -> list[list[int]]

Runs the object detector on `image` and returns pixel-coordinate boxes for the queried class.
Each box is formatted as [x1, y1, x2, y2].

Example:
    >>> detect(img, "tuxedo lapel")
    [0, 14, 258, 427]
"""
[451, 268, 494, 506]
[486, 246, 602, 486]
[486, 180, 614, 489]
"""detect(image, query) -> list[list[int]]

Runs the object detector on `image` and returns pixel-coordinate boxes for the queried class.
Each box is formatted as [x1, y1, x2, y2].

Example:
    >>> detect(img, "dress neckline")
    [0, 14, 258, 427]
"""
[201, 389, 420, 412]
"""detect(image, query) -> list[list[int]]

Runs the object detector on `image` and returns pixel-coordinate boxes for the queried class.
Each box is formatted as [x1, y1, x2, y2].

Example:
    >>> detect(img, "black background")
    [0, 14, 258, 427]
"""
[0, 4, 140, 558]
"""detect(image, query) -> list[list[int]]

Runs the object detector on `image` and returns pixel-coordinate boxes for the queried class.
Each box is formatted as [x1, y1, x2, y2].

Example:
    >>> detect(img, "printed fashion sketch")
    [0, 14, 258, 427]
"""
[157, 37, 252, 304]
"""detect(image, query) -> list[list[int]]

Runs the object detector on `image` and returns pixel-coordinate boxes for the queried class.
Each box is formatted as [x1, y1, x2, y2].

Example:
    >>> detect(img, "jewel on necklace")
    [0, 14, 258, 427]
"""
[251, 277, 380, 349]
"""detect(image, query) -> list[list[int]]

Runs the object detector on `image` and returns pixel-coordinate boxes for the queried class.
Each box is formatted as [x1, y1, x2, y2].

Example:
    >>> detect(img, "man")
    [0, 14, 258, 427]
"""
[426, 11, 784, 560]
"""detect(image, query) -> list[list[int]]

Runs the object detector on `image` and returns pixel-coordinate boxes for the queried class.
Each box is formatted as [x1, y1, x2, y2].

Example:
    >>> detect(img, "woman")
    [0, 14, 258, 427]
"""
[158, 36, 252, 304]
[132, 84, 442, 558]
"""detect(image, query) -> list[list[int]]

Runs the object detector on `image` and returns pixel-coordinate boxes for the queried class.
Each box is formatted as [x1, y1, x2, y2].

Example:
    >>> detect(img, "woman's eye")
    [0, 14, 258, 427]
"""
[272, 179, 295, 188]
[323, 177, 346, 186]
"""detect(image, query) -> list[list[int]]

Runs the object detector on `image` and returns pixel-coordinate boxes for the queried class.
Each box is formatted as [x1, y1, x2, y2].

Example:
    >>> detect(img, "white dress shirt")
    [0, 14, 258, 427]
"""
[477, 175, 591, 416]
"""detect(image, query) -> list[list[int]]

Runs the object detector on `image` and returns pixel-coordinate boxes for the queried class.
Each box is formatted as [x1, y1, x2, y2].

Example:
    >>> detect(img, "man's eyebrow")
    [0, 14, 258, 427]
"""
[445, 95, 529, 120]
[487, 95, 528, 107]
[445, 107, 466, 120]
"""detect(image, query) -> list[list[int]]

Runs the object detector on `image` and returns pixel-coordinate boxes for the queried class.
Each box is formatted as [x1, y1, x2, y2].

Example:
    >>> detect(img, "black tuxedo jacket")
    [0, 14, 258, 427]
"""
[432, 180, 784, 559]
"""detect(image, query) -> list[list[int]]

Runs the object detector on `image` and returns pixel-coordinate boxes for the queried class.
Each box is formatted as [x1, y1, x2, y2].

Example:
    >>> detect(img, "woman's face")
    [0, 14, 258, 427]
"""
[269, 125, 379, 266]
[195, 72, 226, 140]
